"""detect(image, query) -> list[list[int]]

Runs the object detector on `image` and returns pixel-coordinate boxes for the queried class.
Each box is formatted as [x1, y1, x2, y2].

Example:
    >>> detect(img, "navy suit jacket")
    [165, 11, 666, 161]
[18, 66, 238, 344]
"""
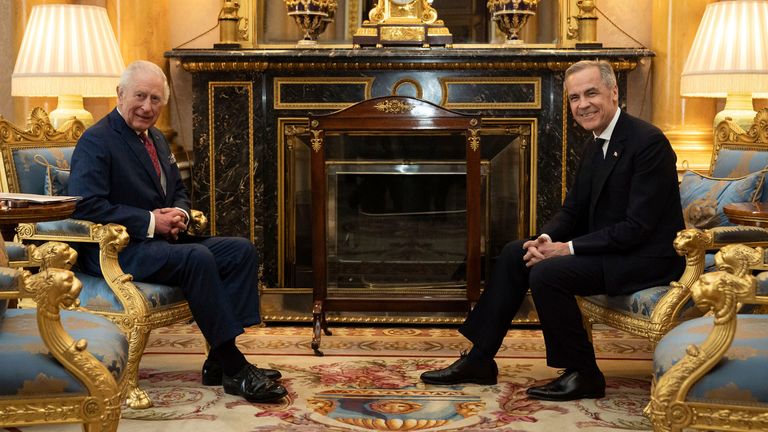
[541, 111, 685, 294]
[69, 109, 192, 279]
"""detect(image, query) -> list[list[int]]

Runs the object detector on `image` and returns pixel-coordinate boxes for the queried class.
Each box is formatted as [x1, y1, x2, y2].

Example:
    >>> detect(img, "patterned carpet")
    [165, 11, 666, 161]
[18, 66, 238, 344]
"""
[12, 324, 656, 431]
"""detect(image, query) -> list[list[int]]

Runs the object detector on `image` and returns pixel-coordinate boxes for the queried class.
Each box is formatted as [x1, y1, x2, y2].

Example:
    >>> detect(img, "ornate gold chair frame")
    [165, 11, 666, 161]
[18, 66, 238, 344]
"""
[0, 110, 200, 409]
[0, 246, 121, 431]
[646, 243, 768, 431]
[578, 108, 768, 346]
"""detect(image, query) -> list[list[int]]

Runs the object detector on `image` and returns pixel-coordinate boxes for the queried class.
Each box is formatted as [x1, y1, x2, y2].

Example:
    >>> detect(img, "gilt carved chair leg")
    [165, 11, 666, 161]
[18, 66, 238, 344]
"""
[121, 323, 153, 409]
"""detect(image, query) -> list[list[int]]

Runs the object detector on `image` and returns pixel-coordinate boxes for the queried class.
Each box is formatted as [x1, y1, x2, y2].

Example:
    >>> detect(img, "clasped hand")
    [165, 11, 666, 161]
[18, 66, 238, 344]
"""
[152, 207, 187, 241]
[522, 236, 570, 267]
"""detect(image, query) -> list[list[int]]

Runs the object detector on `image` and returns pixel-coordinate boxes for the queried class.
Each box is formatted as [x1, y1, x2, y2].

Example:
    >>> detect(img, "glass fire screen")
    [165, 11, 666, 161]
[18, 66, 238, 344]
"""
[283, 125, 526, 294]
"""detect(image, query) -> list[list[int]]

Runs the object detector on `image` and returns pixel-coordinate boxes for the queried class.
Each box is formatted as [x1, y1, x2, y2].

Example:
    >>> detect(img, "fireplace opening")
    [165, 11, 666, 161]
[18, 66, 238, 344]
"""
[328, 163, 487, 290]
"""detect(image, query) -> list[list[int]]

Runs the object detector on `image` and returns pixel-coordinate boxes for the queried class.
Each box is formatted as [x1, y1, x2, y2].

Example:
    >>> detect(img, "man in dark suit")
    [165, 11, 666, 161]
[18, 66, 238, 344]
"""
[421, 60, 685, 401]
[68, 60, 287, 403]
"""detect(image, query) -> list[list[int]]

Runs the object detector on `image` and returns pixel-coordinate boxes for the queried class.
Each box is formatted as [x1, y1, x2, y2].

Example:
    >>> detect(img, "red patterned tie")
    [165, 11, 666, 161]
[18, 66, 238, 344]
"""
[141, 133, 162, 178]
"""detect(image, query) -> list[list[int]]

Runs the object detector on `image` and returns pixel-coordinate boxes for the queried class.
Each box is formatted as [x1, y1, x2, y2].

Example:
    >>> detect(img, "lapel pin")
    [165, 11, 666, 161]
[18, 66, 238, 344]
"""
[613, 151, 618, 158]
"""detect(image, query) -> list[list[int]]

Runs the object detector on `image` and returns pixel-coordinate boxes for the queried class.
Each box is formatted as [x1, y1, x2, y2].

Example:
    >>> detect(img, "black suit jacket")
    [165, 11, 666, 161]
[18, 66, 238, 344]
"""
[69, 109, 191, 279]
[541, 111, 685, 294]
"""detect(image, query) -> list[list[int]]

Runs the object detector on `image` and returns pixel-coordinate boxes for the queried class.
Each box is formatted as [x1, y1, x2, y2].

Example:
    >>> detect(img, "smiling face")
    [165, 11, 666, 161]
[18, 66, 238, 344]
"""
[565, 65, 618, 135]
[116, 70, 166, 133]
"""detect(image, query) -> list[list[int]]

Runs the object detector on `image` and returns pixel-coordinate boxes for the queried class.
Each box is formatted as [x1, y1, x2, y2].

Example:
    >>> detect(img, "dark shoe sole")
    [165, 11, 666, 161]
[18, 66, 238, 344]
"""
[223, 386, 287, 403]
[526, 390, 605, 401]
[202, 374, 222, 386]
[203, 369, 282, 386]
[420, 375, 497, 385]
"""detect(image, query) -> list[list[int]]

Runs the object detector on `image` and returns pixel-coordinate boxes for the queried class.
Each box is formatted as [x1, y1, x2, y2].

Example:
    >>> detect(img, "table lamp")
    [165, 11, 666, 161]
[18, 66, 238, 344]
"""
[11, 4, 125, 129]
[681, 0, 768, 131]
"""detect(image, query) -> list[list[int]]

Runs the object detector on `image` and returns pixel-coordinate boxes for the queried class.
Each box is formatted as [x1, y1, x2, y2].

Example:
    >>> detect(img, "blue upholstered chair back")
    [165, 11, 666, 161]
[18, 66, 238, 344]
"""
[710, 112, 768, 201]
[0, 108, 81, 196]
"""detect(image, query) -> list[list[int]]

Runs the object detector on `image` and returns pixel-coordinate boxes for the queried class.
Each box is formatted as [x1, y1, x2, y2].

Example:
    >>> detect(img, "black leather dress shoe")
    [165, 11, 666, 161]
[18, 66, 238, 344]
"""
[420, 353, 498, 385]
[202, 358, 282, 385]
[222, 364, 287, 403]
[526, 369, 605, 401]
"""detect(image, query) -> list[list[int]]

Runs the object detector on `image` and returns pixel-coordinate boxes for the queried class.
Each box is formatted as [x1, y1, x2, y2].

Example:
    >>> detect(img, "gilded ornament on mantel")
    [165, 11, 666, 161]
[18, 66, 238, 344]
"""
[283, 0, 338, 46]
[353, 0, 452, 48]
[487, 0, 539, 46]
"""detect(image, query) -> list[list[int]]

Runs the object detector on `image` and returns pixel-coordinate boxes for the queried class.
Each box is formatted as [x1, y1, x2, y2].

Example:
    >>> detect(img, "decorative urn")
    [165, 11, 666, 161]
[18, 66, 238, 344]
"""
[283, 0, 338, 45]
[487, 0, 539, 45]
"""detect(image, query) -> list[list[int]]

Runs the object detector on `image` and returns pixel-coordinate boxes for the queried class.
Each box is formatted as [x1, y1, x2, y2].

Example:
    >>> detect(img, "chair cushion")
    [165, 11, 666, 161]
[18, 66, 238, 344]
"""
[43, 165, 70, 196]
[34, 219, 94, 237]
[0, 309, 128, 396]
[75, 271, 186, 313]
[0, 266, 23, 318]
[653, 314, 768, 405]
[584, 285, 699, 321]
[10, 147, 74, 195]
[5, 241, 30, 262]
[680, 170, 766, 229]
[711, 148, 768, 201]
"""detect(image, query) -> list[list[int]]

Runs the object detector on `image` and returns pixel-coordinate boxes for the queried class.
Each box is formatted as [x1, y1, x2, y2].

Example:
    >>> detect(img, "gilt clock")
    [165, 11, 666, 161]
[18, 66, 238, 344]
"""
[353, 0, 452, 47]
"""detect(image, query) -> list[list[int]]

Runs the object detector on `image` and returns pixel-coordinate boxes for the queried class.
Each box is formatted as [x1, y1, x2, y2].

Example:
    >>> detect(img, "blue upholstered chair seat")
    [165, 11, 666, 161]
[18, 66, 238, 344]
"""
[586, 286, 698, 321]
[653, 314, 768, 405]
[76, 271, 185, 312]
[0, 309, 128, 397]
[34, 219, 94, 236]
[5, 242, 29, 262]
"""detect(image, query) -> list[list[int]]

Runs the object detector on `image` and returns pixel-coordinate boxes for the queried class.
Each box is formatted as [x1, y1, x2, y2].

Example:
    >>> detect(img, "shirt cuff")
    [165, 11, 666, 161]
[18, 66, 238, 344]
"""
[176, 207, 190, 228]
[147, 211, 155, 238]
[567, 240, 574, 255]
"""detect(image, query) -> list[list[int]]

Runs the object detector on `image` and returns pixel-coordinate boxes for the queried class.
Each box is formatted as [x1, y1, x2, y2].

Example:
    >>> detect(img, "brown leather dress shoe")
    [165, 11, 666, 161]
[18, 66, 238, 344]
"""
[526, 369, 605, 401]
[202, 358, 282, 385]
[420, 353, 498, 385]
[222, 364, 287, 403]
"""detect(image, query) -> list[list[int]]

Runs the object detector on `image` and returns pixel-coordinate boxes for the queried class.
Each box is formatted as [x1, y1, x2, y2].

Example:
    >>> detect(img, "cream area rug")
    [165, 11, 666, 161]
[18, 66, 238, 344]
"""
[9, 324, 655, 431]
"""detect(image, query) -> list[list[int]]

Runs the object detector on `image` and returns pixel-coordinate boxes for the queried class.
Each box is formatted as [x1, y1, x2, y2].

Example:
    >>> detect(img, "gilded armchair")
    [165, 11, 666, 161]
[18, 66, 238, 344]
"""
[0, 109, 204, 409]
[646, 243, 768, 432]
[0, 242, 126, 431]
[578, 108, 768, 346]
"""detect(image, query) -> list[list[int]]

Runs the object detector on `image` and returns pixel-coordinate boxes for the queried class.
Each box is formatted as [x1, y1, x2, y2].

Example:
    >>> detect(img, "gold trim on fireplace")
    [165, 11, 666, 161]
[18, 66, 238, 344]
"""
[439, 77, 542, 110]
[274, 77, 375, 110]
[208, 82, 254, 240]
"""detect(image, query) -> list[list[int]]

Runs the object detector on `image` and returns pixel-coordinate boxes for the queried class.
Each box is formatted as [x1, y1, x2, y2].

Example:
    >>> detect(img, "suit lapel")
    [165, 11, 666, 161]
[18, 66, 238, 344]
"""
[108, 110, 165, 197]
[589, 112, 628, 211]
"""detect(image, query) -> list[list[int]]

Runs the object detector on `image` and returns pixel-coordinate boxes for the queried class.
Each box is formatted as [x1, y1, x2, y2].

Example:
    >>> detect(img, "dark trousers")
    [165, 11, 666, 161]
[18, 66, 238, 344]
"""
[144, 236, 261, 349]
[460, 239, 607, 371]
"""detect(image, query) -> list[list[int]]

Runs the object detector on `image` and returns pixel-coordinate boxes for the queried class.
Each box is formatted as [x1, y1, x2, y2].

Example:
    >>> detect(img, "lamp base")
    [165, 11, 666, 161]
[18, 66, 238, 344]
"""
[713, 93, 757, 132]
[50, 94, 93, 129]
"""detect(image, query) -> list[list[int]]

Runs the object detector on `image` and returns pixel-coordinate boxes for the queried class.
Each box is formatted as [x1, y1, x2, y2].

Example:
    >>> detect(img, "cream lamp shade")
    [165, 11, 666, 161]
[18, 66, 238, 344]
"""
[681, 0, 768, 130]
[11, 4, 125, 129]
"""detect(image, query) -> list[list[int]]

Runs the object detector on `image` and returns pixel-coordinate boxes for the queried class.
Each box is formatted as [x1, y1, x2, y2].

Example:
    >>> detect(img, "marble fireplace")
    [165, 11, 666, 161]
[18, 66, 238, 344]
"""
[166, 47, 651, 324]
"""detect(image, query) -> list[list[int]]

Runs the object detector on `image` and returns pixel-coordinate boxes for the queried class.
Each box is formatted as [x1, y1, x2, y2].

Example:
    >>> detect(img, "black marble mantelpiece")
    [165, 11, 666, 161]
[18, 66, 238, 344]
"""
[166, 47, 653, 323]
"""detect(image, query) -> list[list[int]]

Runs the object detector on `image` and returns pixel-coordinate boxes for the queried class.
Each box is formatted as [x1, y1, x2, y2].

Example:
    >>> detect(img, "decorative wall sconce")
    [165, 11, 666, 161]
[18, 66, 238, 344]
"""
[487, 0, 539, 45]
[284, 0, 338, 46]
[567, 0, 602, 48]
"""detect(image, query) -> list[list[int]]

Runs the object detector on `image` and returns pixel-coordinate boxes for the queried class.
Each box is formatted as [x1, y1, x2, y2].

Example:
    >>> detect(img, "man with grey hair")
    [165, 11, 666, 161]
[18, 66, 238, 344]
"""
[69, 60, 287, 403]
[421, 60, 685, 401]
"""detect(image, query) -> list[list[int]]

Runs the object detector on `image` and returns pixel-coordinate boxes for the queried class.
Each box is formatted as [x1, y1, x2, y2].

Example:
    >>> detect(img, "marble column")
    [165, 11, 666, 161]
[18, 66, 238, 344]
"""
[651, 0, 716, 173]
